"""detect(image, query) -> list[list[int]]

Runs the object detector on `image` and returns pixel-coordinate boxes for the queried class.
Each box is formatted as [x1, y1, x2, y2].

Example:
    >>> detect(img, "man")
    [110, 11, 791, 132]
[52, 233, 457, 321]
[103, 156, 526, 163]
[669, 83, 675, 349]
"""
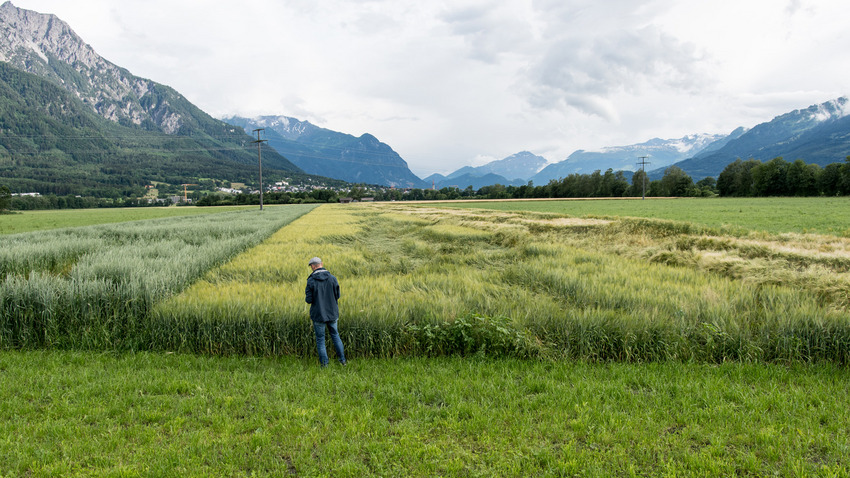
[305, 256, 347, 367]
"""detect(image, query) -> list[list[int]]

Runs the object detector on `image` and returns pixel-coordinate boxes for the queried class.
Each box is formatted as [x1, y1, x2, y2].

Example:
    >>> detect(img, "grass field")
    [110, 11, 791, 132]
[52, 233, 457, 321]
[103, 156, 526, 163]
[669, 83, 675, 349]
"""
[0, 205, 258, 235]
[2, 350, 848, 477]
[438, 197, 850, 236]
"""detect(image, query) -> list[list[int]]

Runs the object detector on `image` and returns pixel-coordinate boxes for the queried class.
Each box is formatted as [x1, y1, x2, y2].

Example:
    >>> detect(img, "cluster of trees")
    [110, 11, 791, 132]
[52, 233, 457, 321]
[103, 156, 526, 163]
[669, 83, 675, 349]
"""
[0, 185, 10, 212]
[195, 189, 340, 206]
[3, 192, 160, 210]
[717, 157, 850, 197]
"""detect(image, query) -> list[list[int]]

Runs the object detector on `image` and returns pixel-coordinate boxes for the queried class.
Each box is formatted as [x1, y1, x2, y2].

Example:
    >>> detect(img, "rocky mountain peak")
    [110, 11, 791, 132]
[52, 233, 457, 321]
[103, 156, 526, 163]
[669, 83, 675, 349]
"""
[1, 2, 94, 68]
[0, 1, 183, 134]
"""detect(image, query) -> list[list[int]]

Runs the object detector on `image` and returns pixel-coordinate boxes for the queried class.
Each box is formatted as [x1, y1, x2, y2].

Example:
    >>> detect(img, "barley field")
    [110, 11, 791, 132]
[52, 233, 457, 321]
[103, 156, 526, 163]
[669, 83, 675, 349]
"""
[0, 205, 318, 349]
[151, 202, 850, 363]
[0, 205, 258, 235]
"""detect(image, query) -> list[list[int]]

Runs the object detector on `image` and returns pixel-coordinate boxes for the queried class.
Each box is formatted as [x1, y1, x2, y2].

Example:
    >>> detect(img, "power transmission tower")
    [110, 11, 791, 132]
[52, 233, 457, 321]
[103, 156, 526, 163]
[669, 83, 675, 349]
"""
[637, 156, 651, 200]
[252, 129, 267, 210]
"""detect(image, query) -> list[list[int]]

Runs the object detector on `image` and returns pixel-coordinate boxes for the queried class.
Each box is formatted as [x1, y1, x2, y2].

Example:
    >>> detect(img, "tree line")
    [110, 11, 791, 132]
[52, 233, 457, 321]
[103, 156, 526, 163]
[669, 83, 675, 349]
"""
[194, 189, 341, 207]
[371, 165, 712, 201]
[372, 156, 850, 201]
[716, 157, 850, 197]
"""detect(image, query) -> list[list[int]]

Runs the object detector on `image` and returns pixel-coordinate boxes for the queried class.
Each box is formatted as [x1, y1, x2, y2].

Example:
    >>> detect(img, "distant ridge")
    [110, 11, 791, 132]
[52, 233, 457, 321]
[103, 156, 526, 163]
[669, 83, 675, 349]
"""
[223, 115, 426, 188]
[425, 151, 546, 189]
[444, 151, 547, 182]
[660, 97, 850, 180]
[531, 134, 726, 184]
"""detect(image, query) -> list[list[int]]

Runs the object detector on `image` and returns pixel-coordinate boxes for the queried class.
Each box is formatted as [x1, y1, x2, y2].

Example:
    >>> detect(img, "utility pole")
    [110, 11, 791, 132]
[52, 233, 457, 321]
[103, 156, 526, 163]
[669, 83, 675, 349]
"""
[637, 156, 651, 200]
[252, 128, 267, 210]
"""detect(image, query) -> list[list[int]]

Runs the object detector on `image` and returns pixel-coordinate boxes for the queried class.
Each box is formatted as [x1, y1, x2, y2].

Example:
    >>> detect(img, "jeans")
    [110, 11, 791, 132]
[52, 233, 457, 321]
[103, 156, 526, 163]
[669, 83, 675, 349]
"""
[313, 320, 346, 366]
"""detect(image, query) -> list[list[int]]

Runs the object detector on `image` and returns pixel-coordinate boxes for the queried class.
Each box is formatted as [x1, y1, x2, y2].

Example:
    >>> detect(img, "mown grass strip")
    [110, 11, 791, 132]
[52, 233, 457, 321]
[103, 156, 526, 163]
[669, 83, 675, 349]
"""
[1, 350, 848, 477]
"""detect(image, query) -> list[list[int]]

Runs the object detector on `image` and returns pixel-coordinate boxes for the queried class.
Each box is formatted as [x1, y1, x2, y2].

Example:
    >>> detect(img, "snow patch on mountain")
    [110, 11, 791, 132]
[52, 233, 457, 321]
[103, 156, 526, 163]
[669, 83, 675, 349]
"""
[247, 115, 313, 138]
[668, 133, 722, 154]
[809, 97, 849, 122]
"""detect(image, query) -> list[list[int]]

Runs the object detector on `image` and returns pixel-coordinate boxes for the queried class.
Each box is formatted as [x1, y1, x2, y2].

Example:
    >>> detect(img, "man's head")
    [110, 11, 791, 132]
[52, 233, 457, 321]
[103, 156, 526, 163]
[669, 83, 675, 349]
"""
[308, 256, 323, 271]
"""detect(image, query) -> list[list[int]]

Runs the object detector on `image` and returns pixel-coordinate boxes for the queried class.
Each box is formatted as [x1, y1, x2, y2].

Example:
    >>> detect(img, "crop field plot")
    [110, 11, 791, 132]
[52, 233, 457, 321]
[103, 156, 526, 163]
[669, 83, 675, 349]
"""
[0, 205, 259, 235]
[155, 202, 849, 363]
[0, 205, 318, 349]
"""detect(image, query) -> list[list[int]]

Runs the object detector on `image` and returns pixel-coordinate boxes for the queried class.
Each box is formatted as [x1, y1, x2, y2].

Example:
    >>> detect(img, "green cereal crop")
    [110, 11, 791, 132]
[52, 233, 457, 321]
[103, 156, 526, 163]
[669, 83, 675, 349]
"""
[0, 205, 318, 349]
[0, 205, 257, 235]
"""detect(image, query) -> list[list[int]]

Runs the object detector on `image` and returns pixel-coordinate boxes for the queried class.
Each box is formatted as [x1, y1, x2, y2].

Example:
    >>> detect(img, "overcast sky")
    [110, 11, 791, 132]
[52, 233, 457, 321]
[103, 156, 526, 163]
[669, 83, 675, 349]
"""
[12, 0, 850, 176]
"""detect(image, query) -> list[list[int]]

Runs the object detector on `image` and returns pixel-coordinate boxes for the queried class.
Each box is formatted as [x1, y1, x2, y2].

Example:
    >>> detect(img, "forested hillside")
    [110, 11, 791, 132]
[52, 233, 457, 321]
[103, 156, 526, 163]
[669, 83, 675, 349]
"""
[0, 63, 303, 196]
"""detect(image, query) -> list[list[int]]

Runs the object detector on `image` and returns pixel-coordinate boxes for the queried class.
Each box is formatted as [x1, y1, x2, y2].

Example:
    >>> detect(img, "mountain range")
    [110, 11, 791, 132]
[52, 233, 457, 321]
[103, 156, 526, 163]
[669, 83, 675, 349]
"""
[222, 115, 426, 188]
[424, 151, 547, 189]
[529, 133, 729, 185]
[2, 1, 849, 196]
[656, 97, 850, 180]
[508, 96, 850, 185]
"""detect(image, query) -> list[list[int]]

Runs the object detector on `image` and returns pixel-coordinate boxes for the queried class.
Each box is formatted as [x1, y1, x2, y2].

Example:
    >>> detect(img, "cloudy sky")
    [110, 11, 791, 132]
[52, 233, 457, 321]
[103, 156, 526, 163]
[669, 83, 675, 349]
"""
[12, 0, 850, 176]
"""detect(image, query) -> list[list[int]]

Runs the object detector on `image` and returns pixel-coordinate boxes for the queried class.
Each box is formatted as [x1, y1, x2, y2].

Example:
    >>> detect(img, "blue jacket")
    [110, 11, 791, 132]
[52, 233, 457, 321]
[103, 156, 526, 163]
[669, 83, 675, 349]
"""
[305, 268, 340, 323]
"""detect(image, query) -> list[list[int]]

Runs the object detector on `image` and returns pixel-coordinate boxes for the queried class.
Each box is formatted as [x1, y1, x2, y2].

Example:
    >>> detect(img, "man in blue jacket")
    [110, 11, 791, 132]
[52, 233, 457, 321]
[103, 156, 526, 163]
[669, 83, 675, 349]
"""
[305, 257, 347, 367]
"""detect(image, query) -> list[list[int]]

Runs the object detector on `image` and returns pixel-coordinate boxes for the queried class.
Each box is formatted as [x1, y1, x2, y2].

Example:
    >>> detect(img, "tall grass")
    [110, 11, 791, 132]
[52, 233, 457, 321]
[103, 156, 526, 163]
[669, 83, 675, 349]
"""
[0, 205, 318, 349]
[153, 204, 850, 363]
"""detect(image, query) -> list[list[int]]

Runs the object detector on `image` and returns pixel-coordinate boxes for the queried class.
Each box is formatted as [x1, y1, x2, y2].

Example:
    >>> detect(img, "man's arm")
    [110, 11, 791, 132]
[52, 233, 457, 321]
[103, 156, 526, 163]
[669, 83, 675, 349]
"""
[305, 278, 313, 304]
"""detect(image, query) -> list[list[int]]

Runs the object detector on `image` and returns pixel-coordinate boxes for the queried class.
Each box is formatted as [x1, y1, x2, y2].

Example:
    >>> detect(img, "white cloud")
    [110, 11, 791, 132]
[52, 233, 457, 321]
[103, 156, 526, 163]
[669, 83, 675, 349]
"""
[9, 0, 850, 176]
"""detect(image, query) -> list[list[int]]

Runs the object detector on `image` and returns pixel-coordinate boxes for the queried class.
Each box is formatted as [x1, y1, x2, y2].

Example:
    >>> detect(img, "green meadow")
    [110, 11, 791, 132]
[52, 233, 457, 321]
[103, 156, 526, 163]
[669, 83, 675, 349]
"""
[439, 196, 850, 236]
[0, 205, 257, 235]
[2, 199, 849, 476]
[2, 351, 849, 477]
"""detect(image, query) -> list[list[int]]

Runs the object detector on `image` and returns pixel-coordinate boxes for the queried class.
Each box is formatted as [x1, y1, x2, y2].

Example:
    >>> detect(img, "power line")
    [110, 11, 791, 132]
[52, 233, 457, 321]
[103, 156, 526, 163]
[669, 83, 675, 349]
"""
[252, 129, 267, 211]
[637, 156, 651, 200]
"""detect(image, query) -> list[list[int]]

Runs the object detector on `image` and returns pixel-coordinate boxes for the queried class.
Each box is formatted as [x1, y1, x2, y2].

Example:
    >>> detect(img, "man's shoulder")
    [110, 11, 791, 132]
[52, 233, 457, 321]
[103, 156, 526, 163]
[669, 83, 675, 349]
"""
[308, 269, 337, 281]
